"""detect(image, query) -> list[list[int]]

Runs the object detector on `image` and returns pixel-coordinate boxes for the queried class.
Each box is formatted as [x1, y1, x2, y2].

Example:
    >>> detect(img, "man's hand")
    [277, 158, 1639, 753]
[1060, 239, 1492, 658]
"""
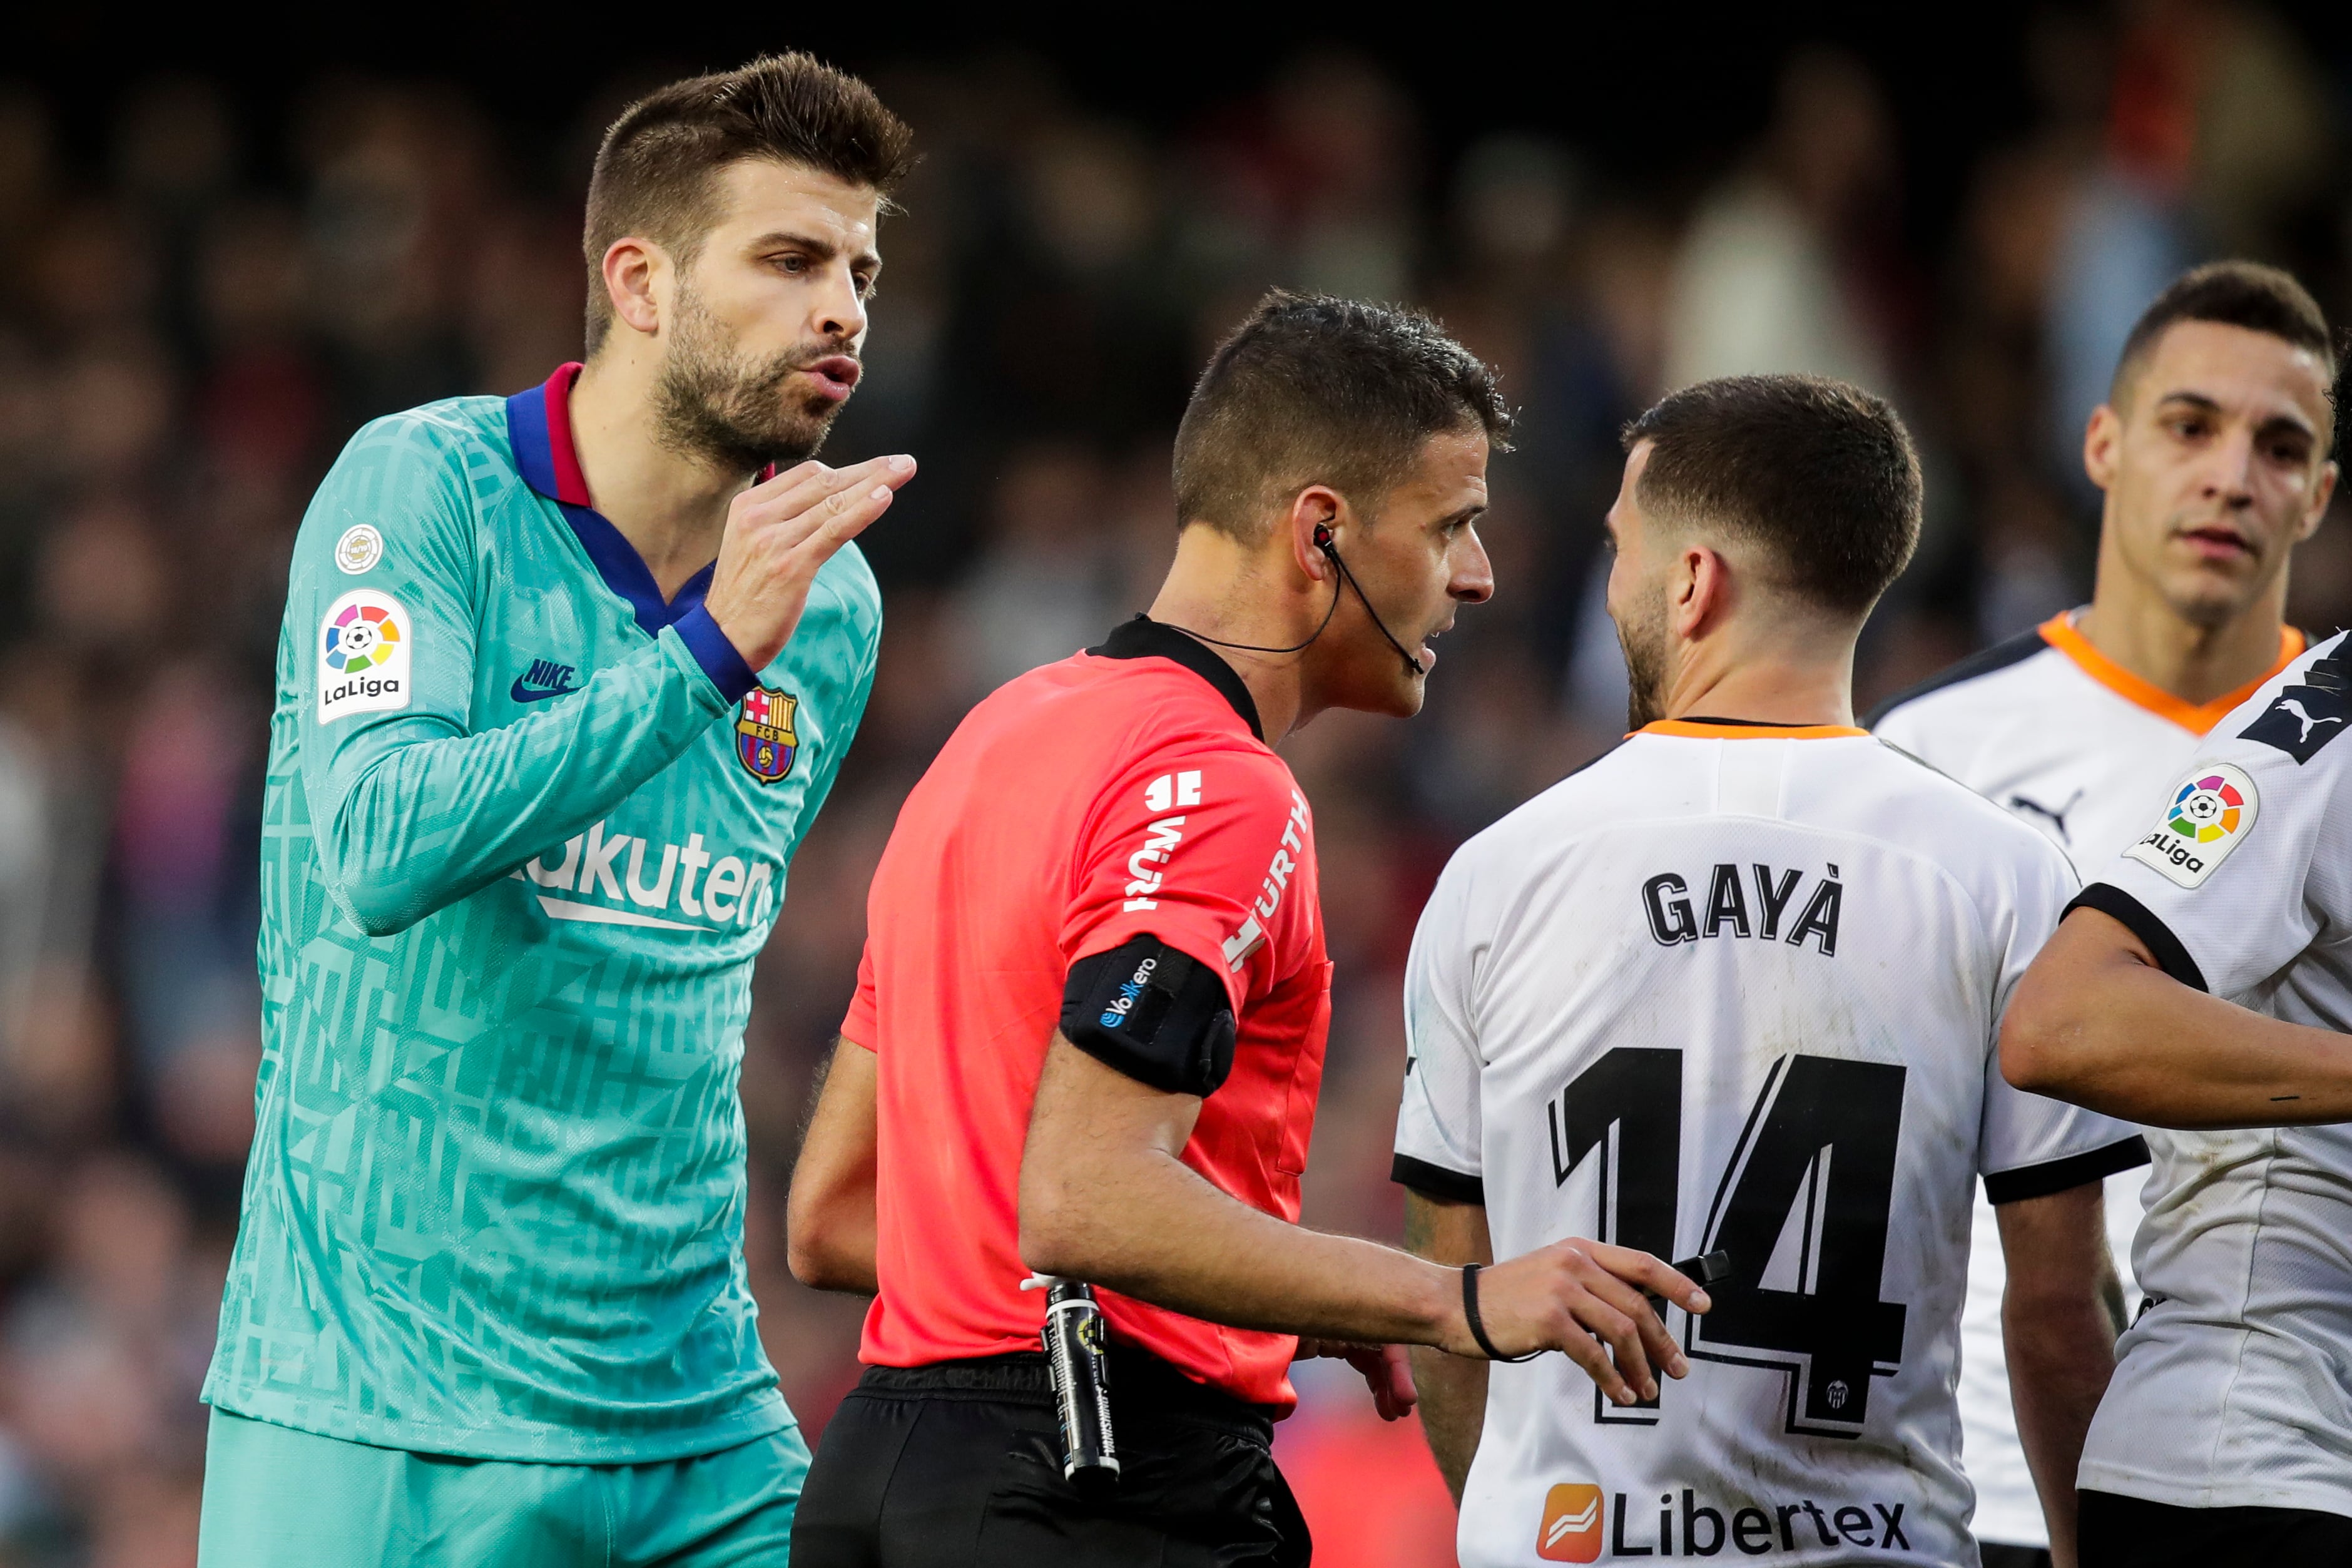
[1452, 1240, 1711, 1406]
[1019, 1038, 1704, 1412]
[1296, 1340, 1417, 1422]
[705, 455, 915, 669]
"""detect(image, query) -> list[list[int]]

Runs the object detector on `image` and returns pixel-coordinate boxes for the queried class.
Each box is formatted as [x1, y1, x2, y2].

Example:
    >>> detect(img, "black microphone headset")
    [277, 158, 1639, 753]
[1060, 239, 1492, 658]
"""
[1170, 522, 1425, 679]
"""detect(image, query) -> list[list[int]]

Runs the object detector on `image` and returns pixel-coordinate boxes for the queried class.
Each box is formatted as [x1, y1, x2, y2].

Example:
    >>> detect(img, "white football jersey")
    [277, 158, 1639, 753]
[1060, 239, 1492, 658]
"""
[2072, 630, 2352, 1520]
[1870, 611, 2299, 1546]
[1395, 720, 2144, 1568]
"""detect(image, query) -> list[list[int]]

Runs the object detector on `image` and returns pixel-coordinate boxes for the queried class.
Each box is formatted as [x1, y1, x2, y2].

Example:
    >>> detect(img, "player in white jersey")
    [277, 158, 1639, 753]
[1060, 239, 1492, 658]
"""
[1398, 375, 2142, 1567]
[1999, 319, 2351, 1565]
[1869, 260, 2333, 1567]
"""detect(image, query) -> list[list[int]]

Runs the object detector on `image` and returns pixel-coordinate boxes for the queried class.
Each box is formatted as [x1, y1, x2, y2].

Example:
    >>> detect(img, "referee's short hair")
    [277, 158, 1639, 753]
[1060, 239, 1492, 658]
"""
[1174, 292, 1513, 541]
[583, 54, 916, 355]
[1621, 374, 1922, 618]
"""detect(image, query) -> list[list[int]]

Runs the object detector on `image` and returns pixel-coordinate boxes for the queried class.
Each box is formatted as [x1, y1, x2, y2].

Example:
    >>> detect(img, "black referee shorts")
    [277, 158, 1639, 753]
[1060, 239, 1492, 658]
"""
[791, 1350, 1310, 1567]
[1977, 1545, 2050, 1568]
[2080, 1489, 2352, 1567]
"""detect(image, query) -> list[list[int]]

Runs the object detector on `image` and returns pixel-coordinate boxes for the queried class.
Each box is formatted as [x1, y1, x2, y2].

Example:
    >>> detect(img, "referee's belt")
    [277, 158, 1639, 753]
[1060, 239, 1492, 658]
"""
[854, 1349, 1279, 1447]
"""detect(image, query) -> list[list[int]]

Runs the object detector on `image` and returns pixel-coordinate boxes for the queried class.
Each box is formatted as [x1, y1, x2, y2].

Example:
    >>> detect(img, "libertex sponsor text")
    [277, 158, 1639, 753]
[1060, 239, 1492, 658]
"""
[509, 820, 775, 931]
[1536, 1485, 1912, 1562]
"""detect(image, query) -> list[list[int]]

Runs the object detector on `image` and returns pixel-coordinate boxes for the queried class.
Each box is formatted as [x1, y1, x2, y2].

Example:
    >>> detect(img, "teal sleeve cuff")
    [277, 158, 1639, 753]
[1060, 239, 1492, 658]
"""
[674, 604, 760, 703]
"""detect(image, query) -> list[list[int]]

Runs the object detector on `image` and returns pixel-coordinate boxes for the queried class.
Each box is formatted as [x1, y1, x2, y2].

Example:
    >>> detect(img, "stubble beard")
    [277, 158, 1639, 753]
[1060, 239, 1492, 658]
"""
[651, 283, 847, 476]
[1619, 599, 1669, 732]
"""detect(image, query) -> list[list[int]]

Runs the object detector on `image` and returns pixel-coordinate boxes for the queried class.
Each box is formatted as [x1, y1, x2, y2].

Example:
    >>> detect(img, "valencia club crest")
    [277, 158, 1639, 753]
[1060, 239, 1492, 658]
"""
[735, 686, 800, 784]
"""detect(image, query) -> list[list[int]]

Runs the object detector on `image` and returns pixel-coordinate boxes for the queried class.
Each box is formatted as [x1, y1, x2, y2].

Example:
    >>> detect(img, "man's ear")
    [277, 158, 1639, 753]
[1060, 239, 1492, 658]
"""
[601, 236, 669, 340]
[1673, 544, 1731, 641]
[2082, 404, 2122, 493]
[1285, 485, 1347, 583]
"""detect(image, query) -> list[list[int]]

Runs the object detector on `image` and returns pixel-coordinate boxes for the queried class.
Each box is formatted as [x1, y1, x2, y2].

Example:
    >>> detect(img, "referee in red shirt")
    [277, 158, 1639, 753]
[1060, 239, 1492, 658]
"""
[787, 293, 1711, 1565]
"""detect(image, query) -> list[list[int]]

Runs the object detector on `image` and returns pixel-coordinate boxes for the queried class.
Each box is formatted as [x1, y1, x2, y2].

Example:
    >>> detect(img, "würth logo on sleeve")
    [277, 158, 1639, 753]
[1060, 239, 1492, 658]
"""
[735, 687, 800, 783]
[1220, 790, 1310, 972]
[2242, 654, 2349, 763]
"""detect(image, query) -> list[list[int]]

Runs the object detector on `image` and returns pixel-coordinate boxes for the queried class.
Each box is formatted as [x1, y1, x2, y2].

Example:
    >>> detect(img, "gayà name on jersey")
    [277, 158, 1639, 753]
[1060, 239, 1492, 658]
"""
[1642, 862, 1845, 955]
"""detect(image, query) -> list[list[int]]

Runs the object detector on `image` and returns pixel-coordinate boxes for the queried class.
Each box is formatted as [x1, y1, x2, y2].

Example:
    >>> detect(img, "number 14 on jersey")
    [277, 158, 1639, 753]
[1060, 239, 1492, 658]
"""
[1550, 1048, 1908, 1438]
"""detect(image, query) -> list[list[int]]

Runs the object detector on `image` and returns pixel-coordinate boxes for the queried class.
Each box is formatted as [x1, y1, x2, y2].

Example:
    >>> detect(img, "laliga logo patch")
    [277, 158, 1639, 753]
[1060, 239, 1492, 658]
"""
[317, 588, 412, 722]
[2125, 762, 2258, 888]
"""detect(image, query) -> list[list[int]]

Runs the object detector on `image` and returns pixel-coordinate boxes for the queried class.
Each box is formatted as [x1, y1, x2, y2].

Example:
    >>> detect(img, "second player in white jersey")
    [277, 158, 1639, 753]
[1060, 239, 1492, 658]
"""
[1869, 611, 2301, 1549]
[2017, 633, 2352, 1523]
[1396, 720, 2145, 1567]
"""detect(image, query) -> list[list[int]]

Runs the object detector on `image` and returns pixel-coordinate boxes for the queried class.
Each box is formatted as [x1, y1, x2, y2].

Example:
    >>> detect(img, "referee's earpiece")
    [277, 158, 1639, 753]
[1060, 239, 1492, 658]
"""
[1313, 522, 1423, 680]
[1161, 517, 1423, 680]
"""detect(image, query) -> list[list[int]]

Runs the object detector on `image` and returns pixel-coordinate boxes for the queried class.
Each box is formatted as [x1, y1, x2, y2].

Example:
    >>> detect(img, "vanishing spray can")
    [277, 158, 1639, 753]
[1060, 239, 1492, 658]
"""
[1040, 1278, 1119, 1494]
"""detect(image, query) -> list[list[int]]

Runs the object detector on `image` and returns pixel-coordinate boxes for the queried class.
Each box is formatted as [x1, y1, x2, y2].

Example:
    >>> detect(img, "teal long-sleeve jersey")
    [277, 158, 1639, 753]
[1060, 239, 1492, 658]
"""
[203, 365, 881, 1462]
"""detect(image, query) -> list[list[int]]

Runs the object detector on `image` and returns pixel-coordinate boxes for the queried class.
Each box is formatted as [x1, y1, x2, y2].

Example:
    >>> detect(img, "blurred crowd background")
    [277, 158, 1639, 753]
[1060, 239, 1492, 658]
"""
[3, 4, 2352, 1563]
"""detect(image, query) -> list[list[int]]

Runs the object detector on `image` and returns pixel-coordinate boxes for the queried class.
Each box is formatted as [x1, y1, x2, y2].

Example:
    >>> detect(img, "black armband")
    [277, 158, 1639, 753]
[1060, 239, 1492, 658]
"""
[1061, 936, 1237, 1097]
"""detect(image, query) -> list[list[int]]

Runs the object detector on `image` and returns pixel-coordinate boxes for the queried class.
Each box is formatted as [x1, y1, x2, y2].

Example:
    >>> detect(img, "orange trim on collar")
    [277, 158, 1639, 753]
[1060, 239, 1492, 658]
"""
[2037, 614, 2306, 736]
[1634, 720, 1870, 741]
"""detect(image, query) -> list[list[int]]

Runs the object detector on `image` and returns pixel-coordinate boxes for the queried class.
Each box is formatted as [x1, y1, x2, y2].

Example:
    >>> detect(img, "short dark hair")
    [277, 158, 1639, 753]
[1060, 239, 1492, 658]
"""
[2110, 260, 2337, 404]
[1621, 374, 1921, 617]
[583, 54, 915, 354]
[1173, 292, 1513, 539]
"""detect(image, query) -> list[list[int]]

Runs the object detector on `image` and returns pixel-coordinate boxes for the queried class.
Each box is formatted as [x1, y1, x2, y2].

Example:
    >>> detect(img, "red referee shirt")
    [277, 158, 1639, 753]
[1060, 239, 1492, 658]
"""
[841, 616, 1331, 1410]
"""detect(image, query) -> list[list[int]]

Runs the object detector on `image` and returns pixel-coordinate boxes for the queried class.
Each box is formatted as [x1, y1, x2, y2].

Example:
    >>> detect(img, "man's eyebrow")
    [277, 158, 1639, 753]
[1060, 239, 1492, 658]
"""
[746, 230, 881, 269]
[2152, 389, 2319, 443]
[2255, 409, 2320, 442]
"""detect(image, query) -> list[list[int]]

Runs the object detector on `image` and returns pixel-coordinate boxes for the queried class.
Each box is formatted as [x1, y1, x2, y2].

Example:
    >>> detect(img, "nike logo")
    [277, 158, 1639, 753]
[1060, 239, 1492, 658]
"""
[511, 658, 581, 703]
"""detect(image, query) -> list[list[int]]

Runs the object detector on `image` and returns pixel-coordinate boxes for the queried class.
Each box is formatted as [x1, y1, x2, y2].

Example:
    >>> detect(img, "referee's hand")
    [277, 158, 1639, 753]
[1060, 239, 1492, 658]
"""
[1295, 1340, 1417, 1421]
[706, 454, 916, 669]
[1457, 1240, 1711, 1406]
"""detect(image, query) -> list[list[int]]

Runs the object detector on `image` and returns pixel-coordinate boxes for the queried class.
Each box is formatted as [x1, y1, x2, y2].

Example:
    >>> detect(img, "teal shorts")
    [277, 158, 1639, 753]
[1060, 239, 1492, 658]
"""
[196, 1408, 810, 1567]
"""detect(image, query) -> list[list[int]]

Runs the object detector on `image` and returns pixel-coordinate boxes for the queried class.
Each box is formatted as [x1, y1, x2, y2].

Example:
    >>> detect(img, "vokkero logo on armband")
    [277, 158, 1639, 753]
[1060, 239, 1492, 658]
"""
[2125, 762, 2258, 888]
[2241, 653, 2350, 763]
[317, 588, 412, 722]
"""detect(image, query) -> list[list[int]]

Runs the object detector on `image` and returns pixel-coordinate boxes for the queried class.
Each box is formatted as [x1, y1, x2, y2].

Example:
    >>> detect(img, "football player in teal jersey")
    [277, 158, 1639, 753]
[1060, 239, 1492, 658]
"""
[195, 56, 916, 1568]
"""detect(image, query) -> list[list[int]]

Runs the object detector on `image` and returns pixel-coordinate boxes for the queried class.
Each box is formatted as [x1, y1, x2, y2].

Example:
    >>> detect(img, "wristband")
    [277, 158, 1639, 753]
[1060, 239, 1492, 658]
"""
[1461, 1263, 1539, 1363]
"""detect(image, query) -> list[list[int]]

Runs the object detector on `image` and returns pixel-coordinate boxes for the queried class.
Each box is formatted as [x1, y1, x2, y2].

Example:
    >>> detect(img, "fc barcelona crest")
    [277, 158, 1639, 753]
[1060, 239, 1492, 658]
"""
[735, 686, 800, 784]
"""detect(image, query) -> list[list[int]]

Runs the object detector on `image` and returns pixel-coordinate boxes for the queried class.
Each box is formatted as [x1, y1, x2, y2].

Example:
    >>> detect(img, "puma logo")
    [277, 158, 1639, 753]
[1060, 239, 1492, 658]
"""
[2280, 699, 2343, 743]
[2243, 657, 2351, 763]
[2007, 788, 2085, 845]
